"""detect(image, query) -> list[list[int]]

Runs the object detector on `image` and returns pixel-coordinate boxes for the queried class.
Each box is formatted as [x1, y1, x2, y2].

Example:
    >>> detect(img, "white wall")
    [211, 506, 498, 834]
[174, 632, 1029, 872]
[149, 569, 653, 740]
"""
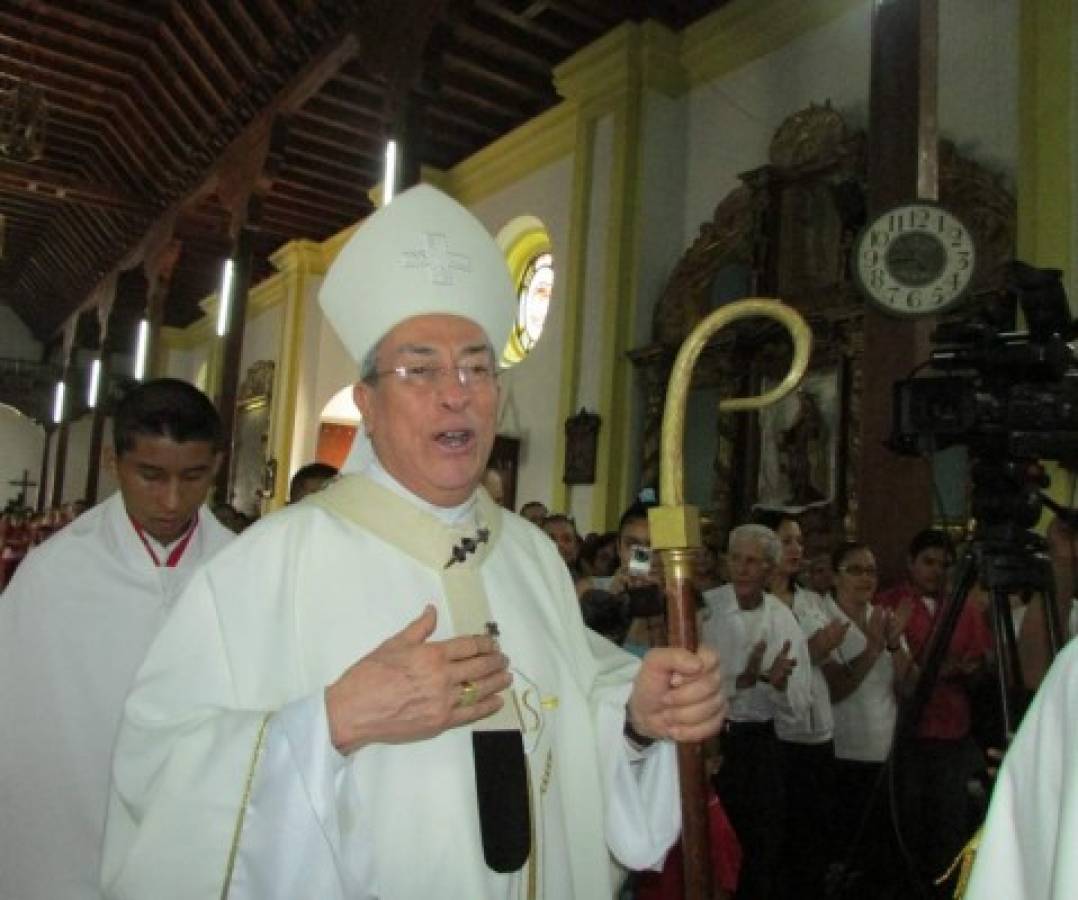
[0, 404, 44, 509]
[683, 3, 872, 242]
[470, 153, 576, 514]
[0, 307, 40, 360]
[61, 415, 94, 503]
[239, 298, 283, 379]
[937, 0, 1019, 186]
[163, 343, 212, 390]
[681, 1, 1019, 246]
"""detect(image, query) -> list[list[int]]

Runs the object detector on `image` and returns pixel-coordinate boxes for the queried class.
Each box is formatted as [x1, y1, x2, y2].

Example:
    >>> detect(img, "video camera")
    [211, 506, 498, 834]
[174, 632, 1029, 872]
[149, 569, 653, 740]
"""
[890, 262, 1078, 464]
[889, 262, 1078, 530]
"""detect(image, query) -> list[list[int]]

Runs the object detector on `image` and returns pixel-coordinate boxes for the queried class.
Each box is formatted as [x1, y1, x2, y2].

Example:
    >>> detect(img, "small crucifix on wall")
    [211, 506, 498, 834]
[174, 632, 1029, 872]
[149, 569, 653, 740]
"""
[7, 469, 37, 508]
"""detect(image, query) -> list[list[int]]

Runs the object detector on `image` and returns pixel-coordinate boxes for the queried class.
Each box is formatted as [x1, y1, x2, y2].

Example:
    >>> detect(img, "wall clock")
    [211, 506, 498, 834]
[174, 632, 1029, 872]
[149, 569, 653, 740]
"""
[852, 202, 976, 317]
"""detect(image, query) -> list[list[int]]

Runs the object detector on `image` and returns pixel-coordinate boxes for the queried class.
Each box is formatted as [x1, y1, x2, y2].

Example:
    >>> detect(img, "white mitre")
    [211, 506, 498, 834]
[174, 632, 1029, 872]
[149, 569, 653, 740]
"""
[320, 184, 515, 473]
[320, 183, 515, 366]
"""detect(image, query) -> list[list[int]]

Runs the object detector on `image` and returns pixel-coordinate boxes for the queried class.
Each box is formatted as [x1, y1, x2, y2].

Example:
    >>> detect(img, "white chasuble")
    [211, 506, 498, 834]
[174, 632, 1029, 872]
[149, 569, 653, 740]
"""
[965, 639, 1078, 900]
[102, 474, 679, 900]
[0, 492, 234, 900]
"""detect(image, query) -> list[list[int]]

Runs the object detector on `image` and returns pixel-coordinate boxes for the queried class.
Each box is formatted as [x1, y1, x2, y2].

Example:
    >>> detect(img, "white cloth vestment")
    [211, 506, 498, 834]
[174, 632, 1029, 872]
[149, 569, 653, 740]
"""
[101, 473, 679, 900]
[826, 598, 902, 763]
[0, 492, 233, 900]
[776, 586, 835, 743]
[965, 639, 1078, 899]
[699, 584, 811, 726]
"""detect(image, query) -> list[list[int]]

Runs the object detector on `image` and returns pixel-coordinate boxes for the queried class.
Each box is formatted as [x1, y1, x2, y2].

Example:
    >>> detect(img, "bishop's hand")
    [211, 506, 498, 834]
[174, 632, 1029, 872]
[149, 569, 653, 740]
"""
[324, 605, 511, 755]
[626, 645, 726, 744]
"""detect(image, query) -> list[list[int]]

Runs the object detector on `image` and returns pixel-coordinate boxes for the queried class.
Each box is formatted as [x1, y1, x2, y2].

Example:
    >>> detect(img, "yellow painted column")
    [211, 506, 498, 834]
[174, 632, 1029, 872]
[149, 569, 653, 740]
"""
[549, 114, 596, 514]
[1019, 0, 1076, 513]
[1018, 0, 1074, 276]
[553, 23, 685, 530]
[266, 240, 327, 511]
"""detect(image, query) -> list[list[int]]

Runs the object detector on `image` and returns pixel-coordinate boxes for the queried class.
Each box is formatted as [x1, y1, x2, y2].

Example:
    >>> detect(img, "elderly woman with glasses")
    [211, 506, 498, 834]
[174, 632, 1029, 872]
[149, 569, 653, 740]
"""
[821, 542, 914, 894]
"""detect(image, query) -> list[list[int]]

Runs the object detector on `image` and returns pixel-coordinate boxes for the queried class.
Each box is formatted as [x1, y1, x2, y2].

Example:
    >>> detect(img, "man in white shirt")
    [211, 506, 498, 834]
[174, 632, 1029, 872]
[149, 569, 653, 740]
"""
[101, 185, 726, 900]
[0, 378, 234, 900]
[701, 523, 811, 900]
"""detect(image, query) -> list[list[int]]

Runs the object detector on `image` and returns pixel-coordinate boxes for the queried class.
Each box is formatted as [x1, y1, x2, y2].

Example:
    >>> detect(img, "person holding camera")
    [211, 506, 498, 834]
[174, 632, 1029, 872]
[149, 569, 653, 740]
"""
[701, 523, 811, 900]
[587, 501, 666, 653]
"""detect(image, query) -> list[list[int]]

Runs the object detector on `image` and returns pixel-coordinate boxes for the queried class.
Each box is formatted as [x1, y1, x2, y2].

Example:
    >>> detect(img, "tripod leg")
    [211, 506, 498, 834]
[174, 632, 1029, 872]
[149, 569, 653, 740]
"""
[1039, 556, 1066, 657]
[991, 589, 1020, 742]
[902, 554, 978, 738]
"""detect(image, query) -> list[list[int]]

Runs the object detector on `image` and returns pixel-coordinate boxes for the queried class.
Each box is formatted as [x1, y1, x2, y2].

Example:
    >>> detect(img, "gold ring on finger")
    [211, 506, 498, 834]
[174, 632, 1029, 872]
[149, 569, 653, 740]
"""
[458, 680, 479, 708]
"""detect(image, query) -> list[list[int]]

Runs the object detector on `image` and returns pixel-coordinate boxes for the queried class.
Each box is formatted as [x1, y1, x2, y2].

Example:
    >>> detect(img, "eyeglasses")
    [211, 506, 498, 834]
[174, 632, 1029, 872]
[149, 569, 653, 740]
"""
[839, 564, 878, 577]
[369, 362, 497, 390]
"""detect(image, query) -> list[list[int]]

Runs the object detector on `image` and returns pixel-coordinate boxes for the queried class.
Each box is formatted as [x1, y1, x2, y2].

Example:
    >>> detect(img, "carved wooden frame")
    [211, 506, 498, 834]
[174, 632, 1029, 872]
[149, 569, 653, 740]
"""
[630, 102, 1014, 548]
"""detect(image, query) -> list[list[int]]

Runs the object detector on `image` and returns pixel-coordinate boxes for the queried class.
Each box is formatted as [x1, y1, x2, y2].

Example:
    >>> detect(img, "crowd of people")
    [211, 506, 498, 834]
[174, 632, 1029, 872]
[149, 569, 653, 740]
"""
[530, 496, 1076, 899]
[2, 182, 1074, 900]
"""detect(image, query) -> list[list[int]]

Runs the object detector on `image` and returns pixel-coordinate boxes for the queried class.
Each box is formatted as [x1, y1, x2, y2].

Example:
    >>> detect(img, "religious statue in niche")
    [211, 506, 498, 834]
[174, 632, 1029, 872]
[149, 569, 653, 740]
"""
[232, 360, 275, 518]
[757, 369, 839, 511]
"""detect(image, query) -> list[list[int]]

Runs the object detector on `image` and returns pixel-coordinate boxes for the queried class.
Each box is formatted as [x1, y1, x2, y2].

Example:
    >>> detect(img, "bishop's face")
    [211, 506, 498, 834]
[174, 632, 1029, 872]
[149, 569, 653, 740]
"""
[354, 314, 499, 508]
[112, 435, 220, 544]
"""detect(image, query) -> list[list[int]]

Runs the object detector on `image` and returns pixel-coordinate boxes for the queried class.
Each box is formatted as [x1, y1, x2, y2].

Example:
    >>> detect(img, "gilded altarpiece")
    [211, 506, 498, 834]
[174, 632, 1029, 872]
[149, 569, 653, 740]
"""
[630, 104, 1015, 554]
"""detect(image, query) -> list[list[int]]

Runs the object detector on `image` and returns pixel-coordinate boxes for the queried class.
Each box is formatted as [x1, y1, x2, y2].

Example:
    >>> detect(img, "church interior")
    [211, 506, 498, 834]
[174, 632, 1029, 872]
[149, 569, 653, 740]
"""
[0, 0, 1074, 572]
[2, 2, 1077, 897]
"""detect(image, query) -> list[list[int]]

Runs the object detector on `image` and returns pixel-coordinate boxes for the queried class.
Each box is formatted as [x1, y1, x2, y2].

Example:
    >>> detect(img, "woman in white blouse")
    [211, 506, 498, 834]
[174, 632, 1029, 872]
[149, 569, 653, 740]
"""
[756, 510, 847, 897]
[822, 542, 914, 895]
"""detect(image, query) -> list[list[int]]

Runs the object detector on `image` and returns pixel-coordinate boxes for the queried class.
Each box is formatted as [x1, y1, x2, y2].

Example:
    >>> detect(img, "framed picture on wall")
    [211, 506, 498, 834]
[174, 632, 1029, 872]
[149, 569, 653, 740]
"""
[564, 408, 600, 485]
[486, 435, 520, 510]
[755, 366, 843, 511]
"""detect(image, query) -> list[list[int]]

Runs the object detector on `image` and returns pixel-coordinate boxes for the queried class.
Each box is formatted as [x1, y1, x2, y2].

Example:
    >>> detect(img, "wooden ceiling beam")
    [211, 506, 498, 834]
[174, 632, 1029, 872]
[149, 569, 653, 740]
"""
[272, 174, 374, 208]
[0, 168, 154, 216]
[257, 0, 296, 37]
[56, 0, 159, 31]
[0, 29, 130, 90]
[285, 134, 380, 172]
[466, 4, 576, 61]
[30, 21, 362, 340]
[226, 0, 276, 60]
[26, 0, 152, 50]
[156, 19, 231, 115]
[0, 6, 144, 67]
[171, 3, 244, 97]
[185, 27, 361, 208]
[441, 43, 553, 101]
[142, 42, 217, 130]
[192, 0, 260, 83]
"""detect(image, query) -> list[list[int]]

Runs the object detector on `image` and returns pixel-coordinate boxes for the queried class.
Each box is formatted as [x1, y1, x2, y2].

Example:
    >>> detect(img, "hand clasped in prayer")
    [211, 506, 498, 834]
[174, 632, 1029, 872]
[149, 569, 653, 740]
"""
[325, 604, 512, 754]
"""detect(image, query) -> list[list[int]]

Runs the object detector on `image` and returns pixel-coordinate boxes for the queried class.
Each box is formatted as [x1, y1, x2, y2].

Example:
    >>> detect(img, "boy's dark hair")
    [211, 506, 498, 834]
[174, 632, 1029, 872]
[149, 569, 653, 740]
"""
[618, 500, 656, 535]
[908, 528, 954, 562]
[113, 378, 223, 456]
[751, 507, 799, 532]
[290, 462, 338, 494]
[831, 541, 872, 573]
[541, 513, 576, 533]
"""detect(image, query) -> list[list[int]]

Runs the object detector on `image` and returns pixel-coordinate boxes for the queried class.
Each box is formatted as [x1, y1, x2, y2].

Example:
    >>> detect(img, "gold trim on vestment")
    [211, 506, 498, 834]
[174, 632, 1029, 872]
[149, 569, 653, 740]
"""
[220, 712, 273, 900]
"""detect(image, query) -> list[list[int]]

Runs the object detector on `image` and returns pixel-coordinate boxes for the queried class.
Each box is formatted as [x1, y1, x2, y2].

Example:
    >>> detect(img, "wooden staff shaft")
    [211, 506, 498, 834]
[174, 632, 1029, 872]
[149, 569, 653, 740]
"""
[658, 547, 712, 899]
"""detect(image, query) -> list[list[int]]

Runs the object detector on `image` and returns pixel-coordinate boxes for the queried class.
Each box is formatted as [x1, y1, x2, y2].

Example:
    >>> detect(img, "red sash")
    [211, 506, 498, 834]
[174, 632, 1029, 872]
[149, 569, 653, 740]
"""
[131, 513, 199, 568]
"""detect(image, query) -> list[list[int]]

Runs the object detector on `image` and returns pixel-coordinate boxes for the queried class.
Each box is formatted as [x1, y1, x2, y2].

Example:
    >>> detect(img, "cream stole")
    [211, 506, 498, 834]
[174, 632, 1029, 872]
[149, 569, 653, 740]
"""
[307, 474, 529, 870]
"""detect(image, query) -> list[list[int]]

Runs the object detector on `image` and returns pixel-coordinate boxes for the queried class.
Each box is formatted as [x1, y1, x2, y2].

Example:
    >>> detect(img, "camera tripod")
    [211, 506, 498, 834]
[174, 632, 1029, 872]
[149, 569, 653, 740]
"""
[890, 466, 1069, 896]
[903, 471, 1068, 747]
[833, 463, 1070, 899]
